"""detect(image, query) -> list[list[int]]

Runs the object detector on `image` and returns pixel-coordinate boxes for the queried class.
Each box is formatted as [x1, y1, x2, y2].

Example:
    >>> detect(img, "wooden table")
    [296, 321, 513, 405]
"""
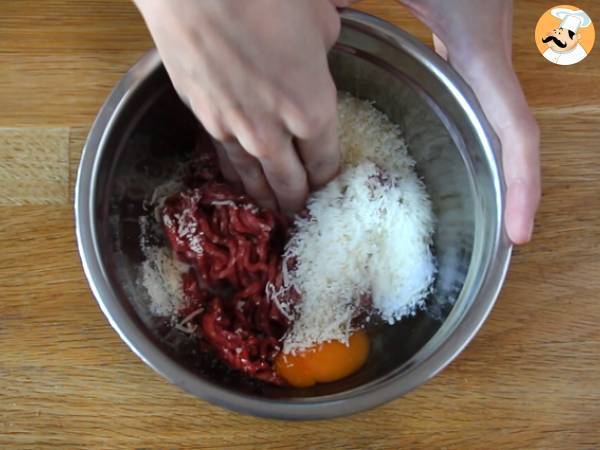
[1, 1, 599, 448]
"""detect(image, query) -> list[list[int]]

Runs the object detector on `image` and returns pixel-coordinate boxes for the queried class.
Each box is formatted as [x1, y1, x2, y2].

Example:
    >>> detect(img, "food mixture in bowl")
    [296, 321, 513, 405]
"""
[138, 94, 436, 387]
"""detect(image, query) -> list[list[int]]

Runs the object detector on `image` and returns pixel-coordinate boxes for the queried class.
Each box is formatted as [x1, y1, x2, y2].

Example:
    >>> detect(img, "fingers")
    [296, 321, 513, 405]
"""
[282, 74, 340, 189]
[296, 117, 341, 189]
[450, 55, 541, 244]
[220, 139, 278, 211]
[493, 85, 541, 245]
[186, 86, 230, 142]
[260, 136, 309, 213]
[186, 87, 279, 211]
[225, 108, 309, 213]
[500, 116, 541, 244]
[188, 92, 311, 213]
[213, 140, 242, 190]
[216, 127, 311, 213]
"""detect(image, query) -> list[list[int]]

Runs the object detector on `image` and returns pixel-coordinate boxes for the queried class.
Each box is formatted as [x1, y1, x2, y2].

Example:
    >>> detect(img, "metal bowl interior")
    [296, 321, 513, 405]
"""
[76, 11, 511, 419]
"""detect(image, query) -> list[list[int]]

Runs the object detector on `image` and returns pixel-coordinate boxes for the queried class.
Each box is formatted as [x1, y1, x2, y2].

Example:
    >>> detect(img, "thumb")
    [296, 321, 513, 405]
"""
[449, 53, 541, 244]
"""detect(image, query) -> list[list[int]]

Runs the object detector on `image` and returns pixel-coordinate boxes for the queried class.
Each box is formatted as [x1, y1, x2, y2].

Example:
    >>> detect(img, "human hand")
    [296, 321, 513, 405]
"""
[400, 0, 541, 244]
[133, 0, 342, 212]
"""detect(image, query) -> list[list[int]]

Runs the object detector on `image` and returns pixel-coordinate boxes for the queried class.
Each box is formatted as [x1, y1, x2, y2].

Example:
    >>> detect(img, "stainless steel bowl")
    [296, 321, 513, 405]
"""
[76, 10, 512, 419]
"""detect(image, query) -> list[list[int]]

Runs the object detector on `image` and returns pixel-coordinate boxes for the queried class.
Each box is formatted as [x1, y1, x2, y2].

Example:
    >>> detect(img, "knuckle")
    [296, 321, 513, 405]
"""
[259, 87, 281, 115]
[245, 125, 285, 160]
[296, 95, 337, 138]
[301, 112, 327, 137]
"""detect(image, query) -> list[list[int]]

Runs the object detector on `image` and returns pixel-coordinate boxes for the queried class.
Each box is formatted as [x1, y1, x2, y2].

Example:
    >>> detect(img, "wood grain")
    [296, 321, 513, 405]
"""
[1, 0, 599, 448]
[0, 128, 69, 205]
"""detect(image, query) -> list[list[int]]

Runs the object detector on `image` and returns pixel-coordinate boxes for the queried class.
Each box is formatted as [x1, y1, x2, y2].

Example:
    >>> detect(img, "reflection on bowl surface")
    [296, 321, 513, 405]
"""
[76, 10, 511, 419]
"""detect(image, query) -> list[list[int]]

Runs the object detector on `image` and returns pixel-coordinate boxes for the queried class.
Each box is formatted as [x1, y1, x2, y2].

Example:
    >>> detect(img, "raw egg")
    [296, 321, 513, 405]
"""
[275, 331, 369, 387]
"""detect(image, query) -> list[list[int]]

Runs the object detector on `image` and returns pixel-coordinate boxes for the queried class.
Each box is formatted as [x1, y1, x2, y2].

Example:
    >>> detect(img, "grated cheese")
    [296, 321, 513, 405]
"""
[150, 179, 183, 207]
[139, 215, 188, 317]
[279, 94, 436, 354]
[211, 200, 238, 208]
[179, 308, 204, 325]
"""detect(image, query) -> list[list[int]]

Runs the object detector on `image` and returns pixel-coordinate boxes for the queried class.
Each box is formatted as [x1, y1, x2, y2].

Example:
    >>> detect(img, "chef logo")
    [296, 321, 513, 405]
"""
[535, 5, 595, 65]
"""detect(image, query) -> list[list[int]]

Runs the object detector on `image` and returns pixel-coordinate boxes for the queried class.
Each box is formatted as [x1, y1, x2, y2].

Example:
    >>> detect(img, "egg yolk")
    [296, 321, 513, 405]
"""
[275, 331, 369, 388]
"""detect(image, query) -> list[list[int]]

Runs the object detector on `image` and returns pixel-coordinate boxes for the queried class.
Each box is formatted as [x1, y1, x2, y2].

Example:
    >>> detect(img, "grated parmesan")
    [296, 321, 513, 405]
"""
[141, 246, 188, 316]
[279, 94, 436, 354]
[139, 215, 188, 317]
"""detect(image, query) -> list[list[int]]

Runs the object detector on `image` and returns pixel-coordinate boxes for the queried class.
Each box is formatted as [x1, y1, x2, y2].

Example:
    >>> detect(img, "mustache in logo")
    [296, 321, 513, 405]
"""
[542, 35, 567, 48]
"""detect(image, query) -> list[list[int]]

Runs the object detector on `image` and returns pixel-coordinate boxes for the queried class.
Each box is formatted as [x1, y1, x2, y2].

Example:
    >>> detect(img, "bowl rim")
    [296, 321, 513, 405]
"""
[75, 9, 512, 419]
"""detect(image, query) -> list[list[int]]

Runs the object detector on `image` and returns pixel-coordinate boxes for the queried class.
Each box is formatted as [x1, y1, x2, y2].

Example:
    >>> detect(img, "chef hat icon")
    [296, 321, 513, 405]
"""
[551, 8, 592, 33]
